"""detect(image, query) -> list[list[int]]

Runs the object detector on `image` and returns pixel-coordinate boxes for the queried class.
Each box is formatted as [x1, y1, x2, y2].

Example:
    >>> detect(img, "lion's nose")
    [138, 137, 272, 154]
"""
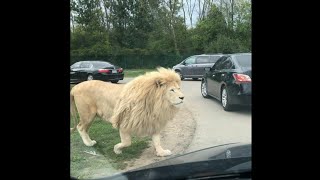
[179, 96, 184, 100]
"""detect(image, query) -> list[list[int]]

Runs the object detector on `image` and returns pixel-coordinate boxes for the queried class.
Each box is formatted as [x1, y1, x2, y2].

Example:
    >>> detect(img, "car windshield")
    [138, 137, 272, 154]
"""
[235, 54, 252, 68]
[70, 0, 251, 179]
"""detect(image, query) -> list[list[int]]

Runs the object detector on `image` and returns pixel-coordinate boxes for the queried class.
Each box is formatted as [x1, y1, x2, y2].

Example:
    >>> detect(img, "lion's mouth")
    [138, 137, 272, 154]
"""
[174, 101, 183, 105]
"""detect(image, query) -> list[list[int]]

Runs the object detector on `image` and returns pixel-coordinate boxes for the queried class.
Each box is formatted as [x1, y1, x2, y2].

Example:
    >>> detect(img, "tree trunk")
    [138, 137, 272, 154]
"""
[231, 0, 234, 30]
[170, 0, 180, 56]
[181, 0, 186, 26]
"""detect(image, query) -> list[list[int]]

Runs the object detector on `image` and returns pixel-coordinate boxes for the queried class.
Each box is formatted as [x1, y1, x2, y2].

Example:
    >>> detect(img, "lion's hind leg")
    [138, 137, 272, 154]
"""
[75, 98, 97, 147]
[114, 129, 132, 154]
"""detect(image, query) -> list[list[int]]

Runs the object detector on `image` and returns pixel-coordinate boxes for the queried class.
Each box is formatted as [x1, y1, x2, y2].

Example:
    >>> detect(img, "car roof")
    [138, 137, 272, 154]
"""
[192, 54, 224, 57]
[231, 53, 251, 55]
[77, 60, 111, 64]
[220, 53, 251, 57]
[199, 53, 224, 56]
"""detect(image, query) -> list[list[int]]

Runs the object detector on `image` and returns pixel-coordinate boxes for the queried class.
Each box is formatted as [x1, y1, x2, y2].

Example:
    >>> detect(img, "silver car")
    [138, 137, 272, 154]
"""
[173, 54, 224, 80]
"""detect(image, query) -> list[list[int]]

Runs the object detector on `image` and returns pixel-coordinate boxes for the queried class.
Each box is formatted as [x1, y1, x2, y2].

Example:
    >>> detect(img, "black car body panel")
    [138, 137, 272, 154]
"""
[202, 53, 252, 108]
[83, 143, 251, 180]
[70, 61, 124, 84]
[173, 54, 224, 79]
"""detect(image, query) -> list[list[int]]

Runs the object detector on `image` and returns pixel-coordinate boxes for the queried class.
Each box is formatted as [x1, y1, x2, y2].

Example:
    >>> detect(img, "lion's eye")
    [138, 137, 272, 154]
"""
[170, 89, 175, 92]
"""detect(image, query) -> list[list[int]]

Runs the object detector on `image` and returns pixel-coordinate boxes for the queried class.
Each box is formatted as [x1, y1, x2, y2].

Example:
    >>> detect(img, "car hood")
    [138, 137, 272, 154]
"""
[136, 142, 251, 170]
[88, 142, 251, 180]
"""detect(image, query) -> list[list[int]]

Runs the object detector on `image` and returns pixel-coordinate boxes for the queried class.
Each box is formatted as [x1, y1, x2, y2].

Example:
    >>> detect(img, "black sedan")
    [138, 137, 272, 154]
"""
[201, 53, 251, 111]
[70, 61, 124, 84]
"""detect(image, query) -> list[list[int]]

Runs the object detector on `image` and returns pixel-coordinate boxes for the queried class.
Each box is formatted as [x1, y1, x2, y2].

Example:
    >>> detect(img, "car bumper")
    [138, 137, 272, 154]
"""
[227, 83, 251, 105]
[229, 94, 251, 105]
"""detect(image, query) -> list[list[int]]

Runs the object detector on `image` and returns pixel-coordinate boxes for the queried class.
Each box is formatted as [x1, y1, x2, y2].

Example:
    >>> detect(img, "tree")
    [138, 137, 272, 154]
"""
[71, 0, 105, 32]
[192, 4, 227, 52]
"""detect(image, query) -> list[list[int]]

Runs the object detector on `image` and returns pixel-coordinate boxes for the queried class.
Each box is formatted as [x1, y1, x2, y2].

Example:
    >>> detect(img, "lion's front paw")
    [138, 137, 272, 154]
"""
[156, 149, 172, 157]
[84, 140, 97, 147]
[114, 144, 122, 154]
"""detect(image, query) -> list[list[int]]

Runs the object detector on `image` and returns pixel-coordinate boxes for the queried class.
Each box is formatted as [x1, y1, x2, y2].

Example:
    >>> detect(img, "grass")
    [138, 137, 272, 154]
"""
[70, 113, 150, 179]
[124, 69, 155, 77]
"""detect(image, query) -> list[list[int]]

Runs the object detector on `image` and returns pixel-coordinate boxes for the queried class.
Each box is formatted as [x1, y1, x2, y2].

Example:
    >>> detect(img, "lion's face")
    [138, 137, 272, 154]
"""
[164, 82, 184, 106]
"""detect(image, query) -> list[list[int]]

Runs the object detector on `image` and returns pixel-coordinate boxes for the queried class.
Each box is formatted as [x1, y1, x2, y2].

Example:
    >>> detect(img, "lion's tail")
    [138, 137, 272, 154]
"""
[70, 91, 78, 133]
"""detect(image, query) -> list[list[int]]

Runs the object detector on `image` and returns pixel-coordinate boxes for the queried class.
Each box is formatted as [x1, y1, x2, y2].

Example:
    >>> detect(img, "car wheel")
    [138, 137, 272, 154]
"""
[176, 71, 184, 80]
[201, 80, 210, 98]
[111, 80, 119, 83]
[87, 74, 93, 81]
[221, 86, 234, 111]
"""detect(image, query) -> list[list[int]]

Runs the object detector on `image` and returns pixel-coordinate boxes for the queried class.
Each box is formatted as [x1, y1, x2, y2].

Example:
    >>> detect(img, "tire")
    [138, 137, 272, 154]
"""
[87, 74, 93, 81]
[111, 80, 119, 83]
[221, 86, 234, 111]
[201, 80, 210, 98]
[176, 71, 184, 80]
[192, 78, 198, 81]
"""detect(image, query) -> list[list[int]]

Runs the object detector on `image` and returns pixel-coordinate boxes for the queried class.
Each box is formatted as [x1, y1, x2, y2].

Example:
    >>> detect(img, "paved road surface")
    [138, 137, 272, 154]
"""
[180, 79, 251, 152]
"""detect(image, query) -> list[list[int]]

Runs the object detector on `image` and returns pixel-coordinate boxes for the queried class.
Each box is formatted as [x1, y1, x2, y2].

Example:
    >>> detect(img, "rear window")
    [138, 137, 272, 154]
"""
[91, 61, 113, 68]
[235, 54, 251, 67]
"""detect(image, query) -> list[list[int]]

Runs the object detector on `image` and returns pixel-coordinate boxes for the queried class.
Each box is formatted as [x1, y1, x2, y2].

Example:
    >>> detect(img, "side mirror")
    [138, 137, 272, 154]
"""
[181, 61, 186, 65]
[204, 67, 211, 72]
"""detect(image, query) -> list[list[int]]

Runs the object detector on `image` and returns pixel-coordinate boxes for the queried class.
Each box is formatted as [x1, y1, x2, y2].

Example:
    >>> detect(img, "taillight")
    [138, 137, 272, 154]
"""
[98, 69, 111, 73]
[117, 68, 123, 73]
[233, 73, 251, 83]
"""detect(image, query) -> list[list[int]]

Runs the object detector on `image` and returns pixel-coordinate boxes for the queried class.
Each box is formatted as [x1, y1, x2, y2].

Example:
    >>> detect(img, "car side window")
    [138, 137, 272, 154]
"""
[213, 57, 227, 70]
[195, 56, 210, 64]
[71, 62, 81, 69]
[209, 56, 221, 63]
[80, 62, 91, 68]
[184, 56, 196, 65]
[220, 58, 234, 70]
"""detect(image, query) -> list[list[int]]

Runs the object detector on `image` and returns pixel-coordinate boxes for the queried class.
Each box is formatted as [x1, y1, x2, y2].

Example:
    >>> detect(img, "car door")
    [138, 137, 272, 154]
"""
[207, 57, 227, 97]
[211, 57, 234, 99]
[70, 62, 81, 82]
[181, 56, 197, 77]
[194, 56, 210, 77]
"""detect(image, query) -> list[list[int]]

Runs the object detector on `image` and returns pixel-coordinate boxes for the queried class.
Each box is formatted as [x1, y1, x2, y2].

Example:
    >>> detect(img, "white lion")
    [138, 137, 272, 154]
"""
[70, 67, 184, 156]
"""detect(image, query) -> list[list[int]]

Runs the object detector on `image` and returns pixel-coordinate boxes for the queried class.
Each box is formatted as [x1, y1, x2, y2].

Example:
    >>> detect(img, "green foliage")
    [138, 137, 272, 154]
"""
[70, 0, 251, 67]
[205, 34, 249, 53]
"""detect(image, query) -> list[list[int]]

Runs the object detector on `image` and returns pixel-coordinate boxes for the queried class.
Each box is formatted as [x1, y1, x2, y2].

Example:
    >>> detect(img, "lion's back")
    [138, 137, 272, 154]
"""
[71, 80, 125, 119]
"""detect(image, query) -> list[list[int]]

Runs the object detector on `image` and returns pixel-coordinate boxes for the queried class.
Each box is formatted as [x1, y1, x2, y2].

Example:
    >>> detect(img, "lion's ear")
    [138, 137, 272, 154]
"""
[155, 78, 166, 87]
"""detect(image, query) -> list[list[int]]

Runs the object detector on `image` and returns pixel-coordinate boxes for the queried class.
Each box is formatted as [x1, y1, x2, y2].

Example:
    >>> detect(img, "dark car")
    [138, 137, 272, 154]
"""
[82, 142, 251, 180]
[201, 53, 252, 111]
[173, 54, 224, 80]
[70, 61, 124, 84]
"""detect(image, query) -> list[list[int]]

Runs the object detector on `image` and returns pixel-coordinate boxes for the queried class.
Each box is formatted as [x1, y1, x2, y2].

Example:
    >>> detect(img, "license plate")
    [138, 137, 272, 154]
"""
[112, 70, 117, 73]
